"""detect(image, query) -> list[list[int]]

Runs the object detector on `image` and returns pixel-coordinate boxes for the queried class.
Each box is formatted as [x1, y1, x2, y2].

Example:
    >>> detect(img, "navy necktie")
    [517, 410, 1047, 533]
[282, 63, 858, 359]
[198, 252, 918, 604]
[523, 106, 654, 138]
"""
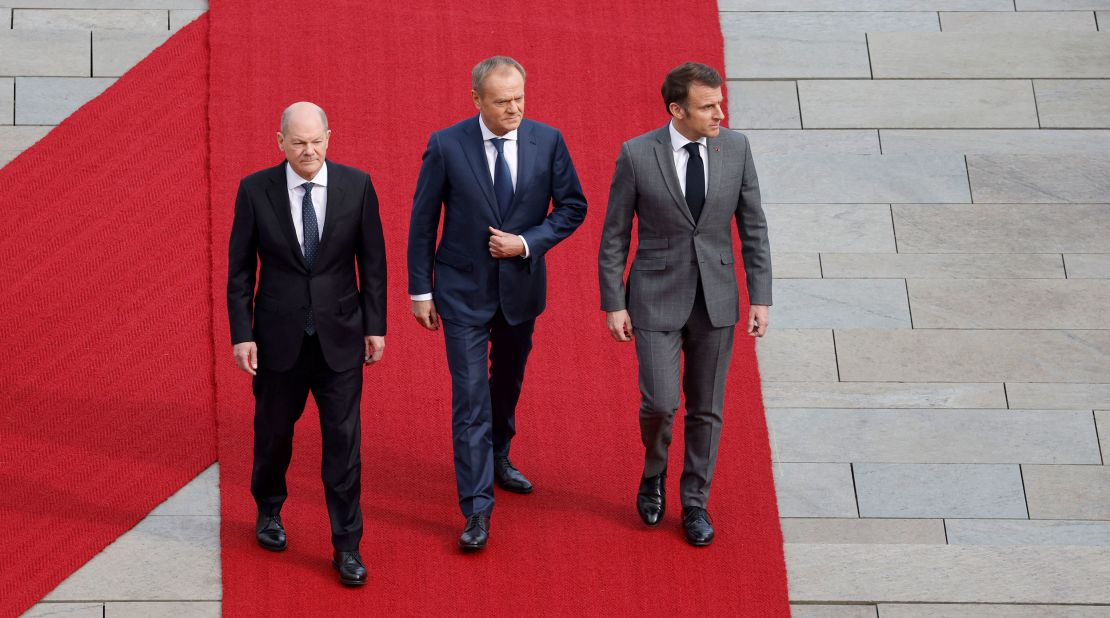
[490, 137, 514, 219]
[683, 142, 705, 223]
[300, 182, 318, 335]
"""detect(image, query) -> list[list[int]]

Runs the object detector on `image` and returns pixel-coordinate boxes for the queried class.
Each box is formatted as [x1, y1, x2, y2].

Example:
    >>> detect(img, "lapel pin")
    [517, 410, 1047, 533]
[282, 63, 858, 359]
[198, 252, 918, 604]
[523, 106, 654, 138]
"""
[714, 147, 720, 153]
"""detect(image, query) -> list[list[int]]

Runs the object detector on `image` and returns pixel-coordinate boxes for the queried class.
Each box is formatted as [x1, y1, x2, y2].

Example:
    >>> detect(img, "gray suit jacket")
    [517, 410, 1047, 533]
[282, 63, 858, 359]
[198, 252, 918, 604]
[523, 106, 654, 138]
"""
[598, 125, 771, 332]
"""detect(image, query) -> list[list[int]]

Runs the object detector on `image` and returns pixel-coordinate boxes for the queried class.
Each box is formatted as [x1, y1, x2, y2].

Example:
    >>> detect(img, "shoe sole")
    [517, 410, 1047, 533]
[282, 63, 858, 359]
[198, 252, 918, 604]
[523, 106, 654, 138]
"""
[332, 561, 367, 586]
[458, 541, 487, 552]
[495, 480, 533, 494]
[685, 536, 714, 547]
[257, 539, 287, 552]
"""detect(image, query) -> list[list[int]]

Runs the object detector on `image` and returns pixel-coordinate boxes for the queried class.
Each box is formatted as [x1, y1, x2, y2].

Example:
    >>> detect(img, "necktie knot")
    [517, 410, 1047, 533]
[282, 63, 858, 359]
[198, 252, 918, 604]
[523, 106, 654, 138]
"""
[490, 137, 507, 153]
[301, 181, 314, 193]
[683, 142, 701, 157]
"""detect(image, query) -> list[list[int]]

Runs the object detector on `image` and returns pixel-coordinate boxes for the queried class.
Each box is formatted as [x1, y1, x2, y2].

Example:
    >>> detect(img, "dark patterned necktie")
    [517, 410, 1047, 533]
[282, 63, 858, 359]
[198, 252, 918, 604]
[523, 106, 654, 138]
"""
[301, 182, 318, 335]
[683, 142, 705, 222]
[490, 137, 514, 219]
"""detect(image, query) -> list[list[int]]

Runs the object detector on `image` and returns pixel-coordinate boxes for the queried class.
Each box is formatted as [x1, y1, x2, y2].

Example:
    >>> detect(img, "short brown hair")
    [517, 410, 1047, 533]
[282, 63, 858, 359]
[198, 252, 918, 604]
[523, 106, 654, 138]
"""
[661, 62, 723, 114]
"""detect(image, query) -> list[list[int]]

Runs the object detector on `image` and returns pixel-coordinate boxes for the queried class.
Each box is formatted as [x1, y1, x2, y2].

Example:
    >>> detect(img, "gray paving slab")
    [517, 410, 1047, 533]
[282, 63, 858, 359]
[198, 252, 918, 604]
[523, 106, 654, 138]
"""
[22, 604, 103, 617]
[765, 204, 895, 253]
[773, 279, 911, 329]
[43, 516, 219, 601]
[788, 544, 1110, 603]
[869, 32, 1110, 78]
[93, 30, 170, 77]
[941, 10, 1098, 32]
[1036, 79, 1110, 128]
[1066, 254, 1110, 278]
[792, 606, 877, 618]
[822, 253, 1065, 279]
[1, 8, 10, 27]
[12, 1, 204, 7]
[720, 10, 939, 34]
[719, 0, 1012, 8]
[762, 381, 1007, 409]
[1018, 0, 1110, 8]
[781, 517, 947, 544]
[968, 154, 1110, 203]
[727, 81, 799, 129]
[1006, 383, 1110, 409]
[855, 463, 1027, 518]
[15, 77, 115, 125]
[1024, 464, 1110, 519]
[799, 80, 1038, 129]
[756, 329, 840, 382]
[1097, 411, 1109, 463]
[760, 155, 970, 203]
[1, 78, 12, 126]
[13, 9, 168, 30]
[105, 602, 220, 617]
[772, 252, 822, 278]
[893, 203, 1110, 253]
[878, 604, 1110, 617]
[772, 463, 859, 518]
[724, 31, 870, 79]
[149, 463, 218, 516]
[768, 409, 1100, 464]
[0, 126, 53, 151]
[1101, 12, 1108, 30]
[908, 279, 1110, 329]
[170, 10, 205, 31]
[946, 519, 1110, 545]
[742, 129, 880, 157]
[880, 129, 1110, 155]
[836, 329, 1110, 383]
[0, 30, 89, 77]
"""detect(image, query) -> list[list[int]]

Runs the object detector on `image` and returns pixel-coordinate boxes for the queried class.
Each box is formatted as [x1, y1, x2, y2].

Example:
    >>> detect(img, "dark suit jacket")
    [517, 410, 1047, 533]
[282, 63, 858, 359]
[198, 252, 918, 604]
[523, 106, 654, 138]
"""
[227, 161, 387, 373]
[407, 116, 587, 326]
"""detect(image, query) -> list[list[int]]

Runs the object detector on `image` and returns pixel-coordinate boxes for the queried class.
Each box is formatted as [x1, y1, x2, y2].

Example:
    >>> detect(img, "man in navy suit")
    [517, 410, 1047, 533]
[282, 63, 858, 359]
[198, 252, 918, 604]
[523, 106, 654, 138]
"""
[408, 56, 587, 551]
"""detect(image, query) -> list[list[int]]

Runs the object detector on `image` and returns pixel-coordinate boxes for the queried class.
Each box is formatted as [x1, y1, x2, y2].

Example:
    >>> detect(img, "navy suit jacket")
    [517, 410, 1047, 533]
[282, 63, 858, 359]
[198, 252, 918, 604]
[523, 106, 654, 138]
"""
[408, 116, 587, 326]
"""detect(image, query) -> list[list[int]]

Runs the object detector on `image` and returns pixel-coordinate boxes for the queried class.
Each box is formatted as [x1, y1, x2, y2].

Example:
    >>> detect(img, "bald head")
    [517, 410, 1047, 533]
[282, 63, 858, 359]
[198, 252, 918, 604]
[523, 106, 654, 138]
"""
[277, 101, 330, 180]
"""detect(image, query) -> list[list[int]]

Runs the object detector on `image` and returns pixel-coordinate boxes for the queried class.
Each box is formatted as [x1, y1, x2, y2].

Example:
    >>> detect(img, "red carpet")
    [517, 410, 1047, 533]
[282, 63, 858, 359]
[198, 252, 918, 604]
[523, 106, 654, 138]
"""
[0, 18, 217, 616]
[210, 1, 788, 615]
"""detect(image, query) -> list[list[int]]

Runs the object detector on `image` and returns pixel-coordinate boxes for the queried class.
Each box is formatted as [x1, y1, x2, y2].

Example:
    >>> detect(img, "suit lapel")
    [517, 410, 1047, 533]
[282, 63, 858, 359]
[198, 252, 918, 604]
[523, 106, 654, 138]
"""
[506, 121, 535, 222]
[318, 162, 342, 257]
[700, 135, 724, 226]
[653, 127, 695, 226]
[462, 117, 502, 224]
[265, 163, 308, 270]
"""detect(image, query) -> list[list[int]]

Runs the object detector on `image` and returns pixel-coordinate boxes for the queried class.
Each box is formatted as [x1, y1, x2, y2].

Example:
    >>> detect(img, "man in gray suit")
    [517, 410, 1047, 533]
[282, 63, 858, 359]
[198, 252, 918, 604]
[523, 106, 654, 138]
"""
[598, 62, 771, 546]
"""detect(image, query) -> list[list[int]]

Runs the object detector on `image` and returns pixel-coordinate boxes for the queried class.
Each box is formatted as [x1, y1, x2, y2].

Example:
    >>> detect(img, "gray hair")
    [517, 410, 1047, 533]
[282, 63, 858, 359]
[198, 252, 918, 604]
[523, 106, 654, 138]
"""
[280, 102, 329, 135]
[471, 56, 526, 93]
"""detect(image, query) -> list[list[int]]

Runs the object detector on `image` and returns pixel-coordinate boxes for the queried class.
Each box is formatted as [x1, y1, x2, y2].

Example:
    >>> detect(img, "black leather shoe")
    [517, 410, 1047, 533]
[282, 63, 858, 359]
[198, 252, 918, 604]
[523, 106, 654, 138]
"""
[255, 512, 286, 551]
[332, 551, 367, 586]
[636, 469, 666, 527]
[494, 456, 533, 494]
[458, 511, 490, 551]
[682, 506, 715, 546]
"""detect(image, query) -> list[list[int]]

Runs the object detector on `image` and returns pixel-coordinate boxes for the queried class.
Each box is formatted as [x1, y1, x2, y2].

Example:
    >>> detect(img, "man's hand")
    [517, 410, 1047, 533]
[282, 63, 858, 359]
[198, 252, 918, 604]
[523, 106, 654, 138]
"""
[606, 310, 634, 342]
[748, 305, 769, 338]
[412, 299, 440, 330]
[488, 227, 524, 258]
[364, 336, 385, 365]
[233, 341, 258, 376]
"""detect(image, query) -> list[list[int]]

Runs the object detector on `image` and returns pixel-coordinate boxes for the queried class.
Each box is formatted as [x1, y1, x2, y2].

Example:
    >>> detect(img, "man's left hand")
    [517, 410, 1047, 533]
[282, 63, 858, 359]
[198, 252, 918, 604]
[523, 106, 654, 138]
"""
[488, 227, 524, 258]
[364, 336, 385, 364]
[747, 305, 769, 338]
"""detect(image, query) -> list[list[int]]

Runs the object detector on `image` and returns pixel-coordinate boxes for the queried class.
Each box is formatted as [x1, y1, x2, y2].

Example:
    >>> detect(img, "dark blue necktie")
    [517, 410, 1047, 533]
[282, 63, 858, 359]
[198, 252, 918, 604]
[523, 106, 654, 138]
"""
[301, 182, 318, 335]
[683, 142, 705, 223]
[490, 137, 514, 219]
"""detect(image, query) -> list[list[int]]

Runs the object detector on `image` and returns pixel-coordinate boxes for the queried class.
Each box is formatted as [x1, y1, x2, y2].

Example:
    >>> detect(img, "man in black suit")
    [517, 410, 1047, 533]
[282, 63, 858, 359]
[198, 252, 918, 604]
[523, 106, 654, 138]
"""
[227, 101, 386, 586]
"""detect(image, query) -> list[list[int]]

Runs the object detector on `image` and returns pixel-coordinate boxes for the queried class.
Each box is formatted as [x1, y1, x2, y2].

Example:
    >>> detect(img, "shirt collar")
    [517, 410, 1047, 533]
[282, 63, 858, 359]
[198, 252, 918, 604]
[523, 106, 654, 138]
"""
[669, 120, 706, 153]
[286, 161, 328, 191]
[478, 115, 519, 142]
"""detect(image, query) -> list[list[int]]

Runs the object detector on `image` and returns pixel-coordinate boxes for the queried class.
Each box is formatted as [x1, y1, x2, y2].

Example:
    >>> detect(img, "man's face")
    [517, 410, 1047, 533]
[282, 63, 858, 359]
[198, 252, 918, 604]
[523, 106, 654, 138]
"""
[671, 83, 724, 140]
[472, 67, 525, 136]
[277, 111, 330, 179]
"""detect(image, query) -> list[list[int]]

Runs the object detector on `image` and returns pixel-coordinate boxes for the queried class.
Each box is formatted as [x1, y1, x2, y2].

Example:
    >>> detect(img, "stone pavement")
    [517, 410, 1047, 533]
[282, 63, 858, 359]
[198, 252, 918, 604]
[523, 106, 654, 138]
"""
[6, 1, 1109, 616]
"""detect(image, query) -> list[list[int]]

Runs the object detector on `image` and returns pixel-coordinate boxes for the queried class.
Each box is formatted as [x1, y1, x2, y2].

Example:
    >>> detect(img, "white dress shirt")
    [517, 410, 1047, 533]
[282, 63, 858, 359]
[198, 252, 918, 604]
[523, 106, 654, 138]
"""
[410, 117, 529, 302]
[668, 120, 708, 197]
[286, 162, 328, 256]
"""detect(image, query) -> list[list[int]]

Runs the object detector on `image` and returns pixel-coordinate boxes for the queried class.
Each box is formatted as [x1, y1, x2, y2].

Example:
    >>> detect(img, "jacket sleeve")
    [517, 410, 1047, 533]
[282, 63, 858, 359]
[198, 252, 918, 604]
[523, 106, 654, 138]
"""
[518, 130, 587, 261]
[598, 142, 636, 312]
[226, 180, 258, 344]
[357, 173, 388, 336]
[735, 137, 772, 306]
[407, 132, 445, 296]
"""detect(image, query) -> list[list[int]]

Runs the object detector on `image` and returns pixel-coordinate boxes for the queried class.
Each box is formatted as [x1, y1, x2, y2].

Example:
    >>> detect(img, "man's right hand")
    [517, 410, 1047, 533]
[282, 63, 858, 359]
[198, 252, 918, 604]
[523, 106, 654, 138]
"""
[412, 299, 440, 331]
[233, 341, 258, 376]
[606, 310, 634, 342]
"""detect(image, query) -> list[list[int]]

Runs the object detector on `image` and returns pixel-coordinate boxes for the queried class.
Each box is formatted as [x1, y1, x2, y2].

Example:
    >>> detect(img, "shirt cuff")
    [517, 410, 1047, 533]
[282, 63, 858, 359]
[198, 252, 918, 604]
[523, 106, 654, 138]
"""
[519, 235, 530, 258]
[410, 293, 433, 301]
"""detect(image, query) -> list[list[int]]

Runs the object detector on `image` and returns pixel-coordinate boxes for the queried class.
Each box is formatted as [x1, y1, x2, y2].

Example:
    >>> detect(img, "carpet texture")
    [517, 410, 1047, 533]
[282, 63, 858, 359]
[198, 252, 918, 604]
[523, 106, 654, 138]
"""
[210, 1, 788, 615]
[0, 17, 217, 616]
